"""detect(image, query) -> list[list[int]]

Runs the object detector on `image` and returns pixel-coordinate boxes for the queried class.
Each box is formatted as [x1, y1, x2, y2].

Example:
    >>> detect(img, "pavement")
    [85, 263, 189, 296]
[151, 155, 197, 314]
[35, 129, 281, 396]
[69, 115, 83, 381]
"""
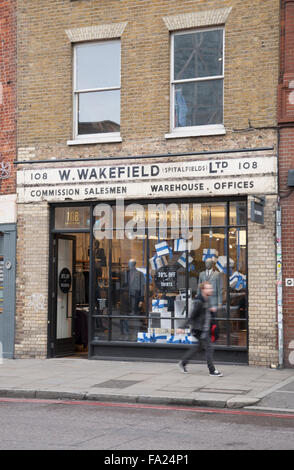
[0, 357, 293, 412]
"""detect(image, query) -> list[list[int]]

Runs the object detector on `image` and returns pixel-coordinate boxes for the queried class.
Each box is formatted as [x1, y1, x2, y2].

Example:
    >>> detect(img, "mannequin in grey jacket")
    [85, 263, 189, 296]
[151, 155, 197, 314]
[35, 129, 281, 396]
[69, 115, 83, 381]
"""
[197, 259, 223, 310]
[177, 281, 223, 376]
[122, 259, 145, 314]
[120, 259, 145, 335]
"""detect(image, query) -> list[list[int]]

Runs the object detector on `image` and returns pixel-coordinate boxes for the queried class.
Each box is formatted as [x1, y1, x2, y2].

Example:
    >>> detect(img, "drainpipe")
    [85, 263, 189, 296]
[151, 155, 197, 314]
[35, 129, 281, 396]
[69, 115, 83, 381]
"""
[276, 204, 284, 368]
[276, 122, 284, 369]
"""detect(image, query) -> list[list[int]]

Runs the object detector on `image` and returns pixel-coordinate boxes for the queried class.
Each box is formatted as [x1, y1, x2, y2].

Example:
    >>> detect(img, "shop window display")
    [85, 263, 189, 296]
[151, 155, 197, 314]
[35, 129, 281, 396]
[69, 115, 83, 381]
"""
[91, 200, 247, 349]
[111, 236, 147, 342]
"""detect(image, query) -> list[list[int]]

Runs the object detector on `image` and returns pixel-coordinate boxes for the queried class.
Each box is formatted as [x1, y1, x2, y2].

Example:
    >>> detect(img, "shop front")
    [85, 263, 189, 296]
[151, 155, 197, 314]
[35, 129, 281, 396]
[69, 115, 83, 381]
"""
[16, 149, 278, 365]
[49, 198, 248, 362]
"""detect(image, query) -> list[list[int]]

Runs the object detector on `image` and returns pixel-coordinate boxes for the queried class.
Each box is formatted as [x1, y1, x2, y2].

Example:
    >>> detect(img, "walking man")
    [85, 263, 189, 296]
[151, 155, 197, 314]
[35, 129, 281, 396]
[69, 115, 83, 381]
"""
[177, 281, 223, 376]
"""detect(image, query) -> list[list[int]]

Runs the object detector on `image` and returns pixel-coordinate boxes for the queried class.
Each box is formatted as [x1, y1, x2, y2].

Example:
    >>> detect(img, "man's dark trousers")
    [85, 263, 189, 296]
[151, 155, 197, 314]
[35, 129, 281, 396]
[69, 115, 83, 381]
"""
[181, 330, 215, 373]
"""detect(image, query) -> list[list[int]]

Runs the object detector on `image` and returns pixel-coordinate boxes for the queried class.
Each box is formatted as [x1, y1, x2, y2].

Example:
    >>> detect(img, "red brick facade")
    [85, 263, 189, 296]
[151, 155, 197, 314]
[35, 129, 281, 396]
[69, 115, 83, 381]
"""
[278, 0, 294, 367]
[0, 0, 16, 195]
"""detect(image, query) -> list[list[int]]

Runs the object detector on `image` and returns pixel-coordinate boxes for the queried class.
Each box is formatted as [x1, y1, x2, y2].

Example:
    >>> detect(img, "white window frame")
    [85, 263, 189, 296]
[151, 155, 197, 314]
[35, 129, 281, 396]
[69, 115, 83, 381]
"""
[68, 40, 122, 145]
[165, 27, 226, 139]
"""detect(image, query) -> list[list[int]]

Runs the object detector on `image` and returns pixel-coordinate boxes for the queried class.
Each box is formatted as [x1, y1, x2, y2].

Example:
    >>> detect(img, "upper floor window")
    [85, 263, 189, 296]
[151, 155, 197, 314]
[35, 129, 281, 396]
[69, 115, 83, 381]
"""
[167, 28, 225, 138]
[73, 40, 121, 142]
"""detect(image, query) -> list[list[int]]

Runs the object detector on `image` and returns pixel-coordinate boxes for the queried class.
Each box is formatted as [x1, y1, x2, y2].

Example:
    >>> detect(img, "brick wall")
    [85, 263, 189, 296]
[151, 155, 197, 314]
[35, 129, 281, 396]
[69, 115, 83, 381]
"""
[0, 0, 16, 194]
[17, 0, 280, 154]
[14, 203, 49, 358]
[248, 195, 279, 366]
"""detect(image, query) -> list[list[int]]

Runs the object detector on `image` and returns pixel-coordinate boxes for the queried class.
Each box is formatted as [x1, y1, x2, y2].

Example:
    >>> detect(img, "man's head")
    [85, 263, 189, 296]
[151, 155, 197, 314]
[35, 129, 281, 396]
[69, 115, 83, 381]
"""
[205, 259, 213, 270]
[200, 281, 213, 298]
[128, 259, 136, 269]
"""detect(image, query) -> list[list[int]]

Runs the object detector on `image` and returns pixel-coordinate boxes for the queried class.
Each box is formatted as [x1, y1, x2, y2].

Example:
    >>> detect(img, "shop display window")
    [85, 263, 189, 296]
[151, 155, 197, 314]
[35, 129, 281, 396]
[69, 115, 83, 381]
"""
[90, 199, 247, 348]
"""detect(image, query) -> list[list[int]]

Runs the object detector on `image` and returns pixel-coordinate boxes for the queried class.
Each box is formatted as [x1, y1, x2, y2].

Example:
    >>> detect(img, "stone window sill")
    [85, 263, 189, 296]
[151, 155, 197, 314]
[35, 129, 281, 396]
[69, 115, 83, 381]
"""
[67, 135, 122, 146]
[165, 125, 226, 139]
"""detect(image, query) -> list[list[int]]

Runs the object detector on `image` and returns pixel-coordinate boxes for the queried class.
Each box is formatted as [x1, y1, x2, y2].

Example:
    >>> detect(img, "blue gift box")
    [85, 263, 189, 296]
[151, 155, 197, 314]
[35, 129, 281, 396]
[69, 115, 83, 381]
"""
[137, 331, 168, 343]
[202, 248, 218, 263]
[216, 256, 234, 274]
[153, 334, 168, 343]
[174, 238, 192, 252]
[230, 271, 247, 290]
[177, 252, 193, 268]
[137, 332, 151, 343]
[155, 241, 171, 257]
[152, 298, 168, 312]
[167, 334, 191, 344]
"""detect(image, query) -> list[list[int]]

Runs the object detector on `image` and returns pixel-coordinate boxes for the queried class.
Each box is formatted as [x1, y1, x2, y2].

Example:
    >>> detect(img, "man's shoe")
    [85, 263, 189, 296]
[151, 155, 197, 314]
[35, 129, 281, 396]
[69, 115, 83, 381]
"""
[178, 361, 188, 373]
[209, 369, 223, 377]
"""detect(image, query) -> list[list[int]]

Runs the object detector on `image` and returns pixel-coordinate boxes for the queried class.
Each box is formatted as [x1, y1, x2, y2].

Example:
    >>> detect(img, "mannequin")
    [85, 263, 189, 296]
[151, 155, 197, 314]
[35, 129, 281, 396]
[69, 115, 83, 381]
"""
[126, 259, 145, 314]
[198, 259, 223, 310]
[120, 259, 145, 336]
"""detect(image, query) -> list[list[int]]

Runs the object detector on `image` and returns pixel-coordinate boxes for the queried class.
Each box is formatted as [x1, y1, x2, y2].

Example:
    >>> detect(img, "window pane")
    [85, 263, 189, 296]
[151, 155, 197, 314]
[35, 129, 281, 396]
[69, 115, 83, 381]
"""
[228, 227, 247, 275]
[76, 41, 120, 90]
[112, 236, 147, 341]
[229, 319, 247, 346]
[55, 207, 90, 230]
[194, 227, 227, 308]
[229, 201, 247, 225]
[174, 80, 223, 127]
[149, 231, 197, 337]
[78, 90, 120, 134]
[201, 203, 226, 226]
[174, 30, 223, 80]
[228, 226, 247, 346]
[91, 238, 110, 342]
[189, 227, 229, 343]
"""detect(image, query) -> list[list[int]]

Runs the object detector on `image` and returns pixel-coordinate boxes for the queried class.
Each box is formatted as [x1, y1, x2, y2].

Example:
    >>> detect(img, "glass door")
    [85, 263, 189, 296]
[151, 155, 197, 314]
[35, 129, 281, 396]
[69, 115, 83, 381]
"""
[51, 234, 76, 356]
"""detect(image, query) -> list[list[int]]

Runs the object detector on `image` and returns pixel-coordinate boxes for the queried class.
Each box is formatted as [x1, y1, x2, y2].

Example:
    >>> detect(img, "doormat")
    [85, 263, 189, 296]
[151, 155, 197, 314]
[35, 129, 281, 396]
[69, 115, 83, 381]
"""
[91, 379, 141, 389]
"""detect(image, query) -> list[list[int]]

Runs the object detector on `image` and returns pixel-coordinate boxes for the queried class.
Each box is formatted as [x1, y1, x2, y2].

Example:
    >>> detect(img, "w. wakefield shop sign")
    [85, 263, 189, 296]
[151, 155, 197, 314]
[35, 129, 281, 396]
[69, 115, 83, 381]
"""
[17, 153, 277, 203]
